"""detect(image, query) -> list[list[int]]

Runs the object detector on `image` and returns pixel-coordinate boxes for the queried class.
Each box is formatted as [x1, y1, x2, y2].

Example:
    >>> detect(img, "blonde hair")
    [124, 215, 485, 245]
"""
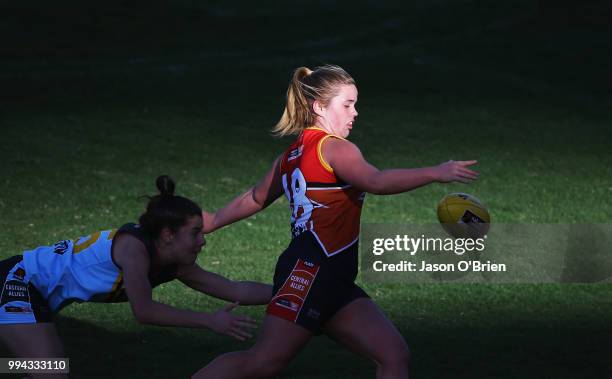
[272, 64, 356, 137]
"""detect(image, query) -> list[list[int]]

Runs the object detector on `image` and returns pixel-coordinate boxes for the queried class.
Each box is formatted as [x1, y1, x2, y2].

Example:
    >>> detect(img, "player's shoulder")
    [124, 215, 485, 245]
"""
[323, 137, 361, 157]
[113, 224, 152, 268]
[319, 137, 363, 175]
[115, 224, 153, 248]
[117, 222, 142, 235]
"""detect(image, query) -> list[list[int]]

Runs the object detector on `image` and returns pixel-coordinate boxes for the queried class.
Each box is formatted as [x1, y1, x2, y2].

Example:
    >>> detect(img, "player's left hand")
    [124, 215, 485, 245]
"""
[209, 302, 258, 341]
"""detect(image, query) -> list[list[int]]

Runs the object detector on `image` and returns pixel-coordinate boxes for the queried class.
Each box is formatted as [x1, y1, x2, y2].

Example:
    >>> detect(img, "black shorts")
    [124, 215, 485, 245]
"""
[266, 232, 369, 333]
[0, 256, 53, 324]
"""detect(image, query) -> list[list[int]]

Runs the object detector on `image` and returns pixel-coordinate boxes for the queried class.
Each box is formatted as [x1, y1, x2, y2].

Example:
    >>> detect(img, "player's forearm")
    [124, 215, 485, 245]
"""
[370, 167, 439, 195]
[184, 278, 271, 305]
[234, 281, 273, 305]
[211, 188, 263, 231]
[133, 300, 212, 328]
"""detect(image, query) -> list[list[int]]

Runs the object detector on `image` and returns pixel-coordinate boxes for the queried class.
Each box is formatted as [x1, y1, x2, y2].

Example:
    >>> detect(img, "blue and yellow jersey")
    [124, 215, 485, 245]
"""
[21, 223, 176, 312]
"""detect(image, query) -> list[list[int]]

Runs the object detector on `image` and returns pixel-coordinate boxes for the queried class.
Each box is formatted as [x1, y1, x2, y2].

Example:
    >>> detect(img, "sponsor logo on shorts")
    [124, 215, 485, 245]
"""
[289, 274, 311, 291]
[1, 281, 30, 305]
[4, 283, 28, 298]
[267, 259, 321, 322]
[13, 268, 26, 281]
[4, 305, 33, 313]
[275, 299, 299, 312]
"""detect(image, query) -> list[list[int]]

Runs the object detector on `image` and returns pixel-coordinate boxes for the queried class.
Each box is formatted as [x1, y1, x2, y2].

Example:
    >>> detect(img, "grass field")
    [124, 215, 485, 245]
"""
[1, 1, 611, 378]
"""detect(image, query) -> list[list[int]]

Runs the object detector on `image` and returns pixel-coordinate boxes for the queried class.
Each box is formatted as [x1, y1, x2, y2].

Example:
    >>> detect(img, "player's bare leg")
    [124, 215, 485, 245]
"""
[192, 314, 312, 379]
[0, 322, 67, 379]
[324, 298, 410, 379]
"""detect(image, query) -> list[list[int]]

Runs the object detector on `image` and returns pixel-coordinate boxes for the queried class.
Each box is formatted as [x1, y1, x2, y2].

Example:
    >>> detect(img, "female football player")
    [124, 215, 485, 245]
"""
[0, 175, 272, 379]
[193, 65, 478, 379]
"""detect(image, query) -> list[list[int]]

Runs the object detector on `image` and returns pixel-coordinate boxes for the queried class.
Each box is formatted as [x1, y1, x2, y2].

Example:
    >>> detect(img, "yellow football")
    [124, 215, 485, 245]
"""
[437, 193, 490, 238]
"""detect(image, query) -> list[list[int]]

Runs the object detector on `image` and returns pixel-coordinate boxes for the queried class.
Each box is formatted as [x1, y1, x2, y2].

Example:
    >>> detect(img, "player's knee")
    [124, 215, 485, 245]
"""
[246, 350, 290, 377]
[379, 340, 411, 368]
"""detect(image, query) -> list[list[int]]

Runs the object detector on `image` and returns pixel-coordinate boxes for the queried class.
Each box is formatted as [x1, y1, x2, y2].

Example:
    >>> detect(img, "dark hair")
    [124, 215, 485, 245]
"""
[139, 175, 202, 238]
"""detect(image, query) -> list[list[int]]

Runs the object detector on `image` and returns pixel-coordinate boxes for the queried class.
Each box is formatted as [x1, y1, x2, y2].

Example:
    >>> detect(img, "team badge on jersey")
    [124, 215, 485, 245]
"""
[287, 145, 304, 161]
[53, 240, 71, 255]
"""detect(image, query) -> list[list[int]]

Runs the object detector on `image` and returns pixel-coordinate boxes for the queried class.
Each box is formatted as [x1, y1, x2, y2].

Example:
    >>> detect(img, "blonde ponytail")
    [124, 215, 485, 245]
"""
[273, 67, 313, 137]
[272, 65, 355, 137]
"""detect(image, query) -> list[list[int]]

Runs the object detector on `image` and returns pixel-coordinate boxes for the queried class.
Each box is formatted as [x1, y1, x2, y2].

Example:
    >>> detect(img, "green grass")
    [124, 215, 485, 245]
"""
[1, 1, 611, 378]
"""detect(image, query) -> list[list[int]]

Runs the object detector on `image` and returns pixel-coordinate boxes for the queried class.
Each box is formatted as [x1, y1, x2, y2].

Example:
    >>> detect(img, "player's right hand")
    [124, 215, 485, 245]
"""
[209, 302, 258, 341]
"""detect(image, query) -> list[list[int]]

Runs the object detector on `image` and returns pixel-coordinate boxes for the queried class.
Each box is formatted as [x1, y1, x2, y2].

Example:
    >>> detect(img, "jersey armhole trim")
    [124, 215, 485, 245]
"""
[110, 232, 125, 271]
[317, 134, 345, 173]
[107, 271, 124, 301]
[110, 230, 149, 271]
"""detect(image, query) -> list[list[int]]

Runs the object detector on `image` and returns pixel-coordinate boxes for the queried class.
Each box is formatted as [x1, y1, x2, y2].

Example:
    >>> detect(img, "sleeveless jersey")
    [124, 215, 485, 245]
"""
[21, 223, 177, 312]
[279, 127, 365, 256]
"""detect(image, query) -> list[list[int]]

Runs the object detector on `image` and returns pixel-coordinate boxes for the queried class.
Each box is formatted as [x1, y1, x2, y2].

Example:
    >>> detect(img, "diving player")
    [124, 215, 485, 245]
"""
[0, 175, 272, 378]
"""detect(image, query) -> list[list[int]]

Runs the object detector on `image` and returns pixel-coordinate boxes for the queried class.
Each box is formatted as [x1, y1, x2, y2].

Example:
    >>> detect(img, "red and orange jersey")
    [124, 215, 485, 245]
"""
[279, 127, 365, 256]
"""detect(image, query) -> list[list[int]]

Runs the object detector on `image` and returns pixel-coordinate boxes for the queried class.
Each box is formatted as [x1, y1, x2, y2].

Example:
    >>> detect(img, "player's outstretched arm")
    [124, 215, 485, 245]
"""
[176, 263, 273, 305]
[203, 155, 284, 233]
[114, 235, 257, 340]
[323, 138, 479, 195]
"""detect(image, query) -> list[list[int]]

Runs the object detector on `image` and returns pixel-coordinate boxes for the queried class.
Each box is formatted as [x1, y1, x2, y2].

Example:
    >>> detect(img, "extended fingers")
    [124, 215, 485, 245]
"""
[460, 167, 478, 179]
[231, 327, 254, 340]
[226, 314, 258, 341]
[229, 330, 251, 341]
[453, 165, 478, 183]
[233, 318, 258, 329]
[223, 301, 240, 312]
[438, 159, 480, 183]
[457, 160, 478, 167]
[229, 322, 256, 341]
